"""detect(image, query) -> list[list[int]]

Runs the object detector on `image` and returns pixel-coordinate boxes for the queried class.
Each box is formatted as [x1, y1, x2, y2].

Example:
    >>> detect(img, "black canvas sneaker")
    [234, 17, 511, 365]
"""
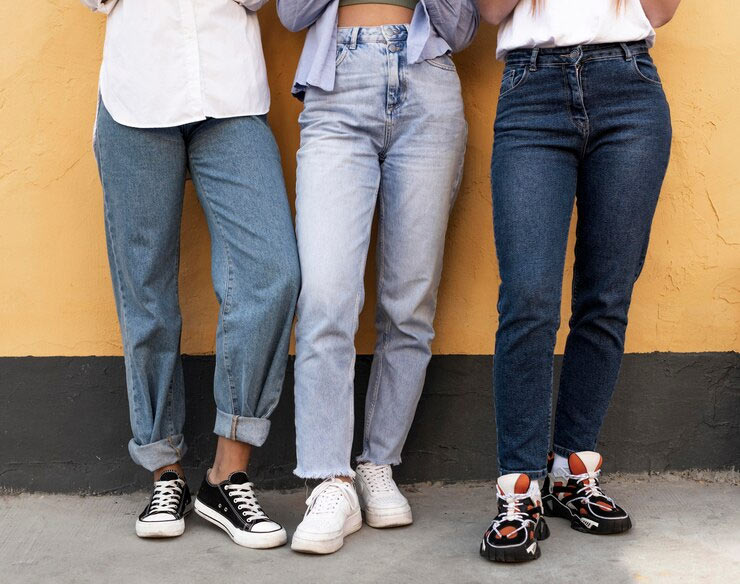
[481, 474, 550, 563]
[136, 470, 192, 538]
[543, 451, 632, 534]
[195, 470, 287, 549]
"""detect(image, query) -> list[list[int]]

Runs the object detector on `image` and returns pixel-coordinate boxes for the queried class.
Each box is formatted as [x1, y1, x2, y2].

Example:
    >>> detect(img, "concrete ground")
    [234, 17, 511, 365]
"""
[1, 473, 738, 584]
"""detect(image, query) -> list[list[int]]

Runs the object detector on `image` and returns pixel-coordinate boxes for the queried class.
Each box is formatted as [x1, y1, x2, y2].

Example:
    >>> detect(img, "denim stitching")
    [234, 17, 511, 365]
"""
[631, 56, 663, 86]
[425, 55, 456, 72]
[191, 161, 238, 413]
[498, 66, 531, 100]
[578, 65, 591, 158]
[363, 188, 390, 446]
[95, 104, 140, 427]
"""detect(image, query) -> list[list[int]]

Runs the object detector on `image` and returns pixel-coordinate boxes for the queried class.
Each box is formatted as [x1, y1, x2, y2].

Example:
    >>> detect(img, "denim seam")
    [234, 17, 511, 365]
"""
[578, 65, 591, 158]
[166, 215, 183, 438]
[230, 415, 238, 441]
[192, 169, 238, 413]
[562, 66, 587, 139]
[363, 190, 390, 446]
[95, 106, 140, 426]
[381, 49, 395, 154]
[166, 435, 182, 460]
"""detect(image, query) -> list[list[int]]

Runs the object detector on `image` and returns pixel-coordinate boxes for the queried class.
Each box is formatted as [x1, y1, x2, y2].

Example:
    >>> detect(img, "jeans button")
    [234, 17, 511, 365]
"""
[389, 44, 399, 53]
[570, 49, 580, 59]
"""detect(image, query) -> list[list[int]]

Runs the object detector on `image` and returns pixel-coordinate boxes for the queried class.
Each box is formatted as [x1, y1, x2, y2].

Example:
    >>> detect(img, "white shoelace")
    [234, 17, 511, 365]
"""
[359, 464, 396, 494]
[570, 470, 616, 507]
[304, 479, 354, 516]
[490, 493, 534, 538]
[225, 482, 268, 521]
[149, 478, 184, 514]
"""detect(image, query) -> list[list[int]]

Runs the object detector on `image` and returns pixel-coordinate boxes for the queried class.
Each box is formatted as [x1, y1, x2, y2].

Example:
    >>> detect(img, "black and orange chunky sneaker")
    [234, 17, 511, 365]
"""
[481, 474, 550, 563]
[543, 451, 632, 535]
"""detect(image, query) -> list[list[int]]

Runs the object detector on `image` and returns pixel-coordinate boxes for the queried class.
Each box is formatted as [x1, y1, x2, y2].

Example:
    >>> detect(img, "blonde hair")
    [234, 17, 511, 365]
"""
[531, 0, 622, 12]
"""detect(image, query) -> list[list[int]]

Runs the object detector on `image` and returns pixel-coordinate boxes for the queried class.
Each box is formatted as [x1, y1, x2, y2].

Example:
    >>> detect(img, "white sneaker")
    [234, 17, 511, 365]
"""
[355, 463, 413, 528]
[291, 478, 362, 554]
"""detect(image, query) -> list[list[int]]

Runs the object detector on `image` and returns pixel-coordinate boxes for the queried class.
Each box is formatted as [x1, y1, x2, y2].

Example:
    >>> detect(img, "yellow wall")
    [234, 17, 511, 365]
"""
[0, 2, 737, 357]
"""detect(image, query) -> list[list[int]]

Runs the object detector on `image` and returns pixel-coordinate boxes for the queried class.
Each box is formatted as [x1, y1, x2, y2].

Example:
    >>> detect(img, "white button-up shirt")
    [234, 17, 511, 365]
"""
[82, 0, 271, 128]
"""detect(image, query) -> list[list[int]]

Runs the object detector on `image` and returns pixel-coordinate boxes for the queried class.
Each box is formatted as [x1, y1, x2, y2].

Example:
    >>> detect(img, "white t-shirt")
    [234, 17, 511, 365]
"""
[496, 0, 655, 60]
[84, 0, 271, 128]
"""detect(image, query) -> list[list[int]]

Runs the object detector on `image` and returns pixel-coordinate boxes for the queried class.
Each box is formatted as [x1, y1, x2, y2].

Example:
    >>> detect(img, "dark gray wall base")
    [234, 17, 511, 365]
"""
[1, 353, 738, 493]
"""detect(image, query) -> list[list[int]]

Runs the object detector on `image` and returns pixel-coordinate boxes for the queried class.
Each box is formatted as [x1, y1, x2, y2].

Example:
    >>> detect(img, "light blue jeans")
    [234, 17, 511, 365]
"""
[293, 25, 468, 478]
[93, 99, 300, 472]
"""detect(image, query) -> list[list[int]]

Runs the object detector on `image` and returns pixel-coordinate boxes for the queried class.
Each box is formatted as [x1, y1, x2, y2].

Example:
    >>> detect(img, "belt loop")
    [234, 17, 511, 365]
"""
[349, 27, 359, 50]
[529, 47, 539, 72]
[620, 42, 632, 61]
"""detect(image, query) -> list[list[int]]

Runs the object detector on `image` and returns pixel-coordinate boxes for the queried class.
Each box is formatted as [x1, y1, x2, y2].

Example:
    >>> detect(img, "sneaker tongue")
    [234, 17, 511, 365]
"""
[227, 471, 249, 485]
[158, 470, 182, 482]
[568, 451, 603, 475]
[496, 473, 530, 495]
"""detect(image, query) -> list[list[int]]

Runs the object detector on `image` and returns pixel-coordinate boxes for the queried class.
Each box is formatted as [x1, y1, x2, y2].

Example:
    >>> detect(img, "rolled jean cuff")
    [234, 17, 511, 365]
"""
[552, 444, 591, 459]
[498, 467, 548, 481]
[128, 434, 186, 472]
[213, 408, 271, 447]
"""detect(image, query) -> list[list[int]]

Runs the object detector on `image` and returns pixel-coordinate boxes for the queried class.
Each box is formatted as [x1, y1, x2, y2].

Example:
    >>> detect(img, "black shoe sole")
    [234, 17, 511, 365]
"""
[480, 517, 550, 563]
[543, 494, 632, 534]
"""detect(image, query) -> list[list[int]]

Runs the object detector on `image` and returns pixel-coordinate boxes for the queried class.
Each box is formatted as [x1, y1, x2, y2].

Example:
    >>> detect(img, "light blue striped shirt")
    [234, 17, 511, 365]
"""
[277, 0, 479, 97]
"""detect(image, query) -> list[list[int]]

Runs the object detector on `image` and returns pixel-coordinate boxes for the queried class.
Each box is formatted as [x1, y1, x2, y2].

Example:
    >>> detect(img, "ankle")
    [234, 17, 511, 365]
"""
[334, 476, 353, 484]
[153, 463, 184, 482]
[208, 464, 247, 484]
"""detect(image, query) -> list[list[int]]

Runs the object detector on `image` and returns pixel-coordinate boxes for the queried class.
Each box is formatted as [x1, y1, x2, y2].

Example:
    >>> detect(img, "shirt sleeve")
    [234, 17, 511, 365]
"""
[277, 0, 335, 32]
[234, 0, 271, 11]
[422, 0, 480, 52]
[79, 0, 118, 14]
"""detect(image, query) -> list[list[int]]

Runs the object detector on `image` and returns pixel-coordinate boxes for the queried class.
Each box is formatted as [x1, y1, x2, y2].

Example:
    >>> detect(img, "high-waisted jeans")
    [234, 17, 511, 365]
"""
[293, 25, 468, 478]
[491, 42, 672, 479]
[94, 100, 300, 471]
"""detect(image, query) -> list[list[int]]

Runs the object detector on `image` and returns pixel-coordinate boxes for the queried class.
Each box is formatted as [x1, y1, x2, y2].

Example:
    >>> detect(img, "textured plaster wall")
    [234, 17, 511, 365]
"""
[0, 1, 737, 357]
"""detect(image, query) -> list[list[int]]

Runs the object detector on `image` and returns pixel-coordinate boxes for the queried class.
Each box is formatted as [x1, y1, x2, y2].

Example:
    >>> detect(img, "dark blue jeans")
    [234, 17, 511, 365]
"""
[491, 42, 672, 479]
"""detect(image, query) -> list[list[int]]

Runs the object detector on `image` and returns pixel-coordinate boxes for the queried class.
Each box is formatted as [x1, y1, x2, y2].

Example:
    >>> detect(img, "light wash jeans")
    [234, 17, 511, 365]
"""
[293, 25, 468, 478]
[93, 99, 300, 472]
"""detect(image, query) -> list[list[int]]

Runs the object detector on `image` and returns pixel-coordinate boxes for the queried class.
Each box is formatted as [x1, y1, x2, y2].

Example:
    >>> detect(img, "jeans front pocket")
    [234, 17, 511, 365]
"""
[499, 65, 530, 99]
[425, 53, 457, 72]
[631, 53, 662, 86]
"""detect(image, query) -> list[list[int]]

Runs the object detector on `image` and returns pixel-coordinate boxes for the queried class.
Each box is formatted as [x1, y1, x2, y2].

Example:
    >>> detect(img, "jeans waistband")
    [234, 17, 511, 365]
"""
[505, 41, 650, 67]
[337, 24, 409, 45]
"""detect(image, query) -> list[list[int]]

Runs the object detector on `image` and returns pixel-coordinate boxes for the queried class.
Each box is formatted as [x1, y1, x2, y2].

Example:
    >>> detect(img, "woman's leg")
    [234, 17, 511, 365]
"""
[94, 97, 188, 475]
[186, 115, 300, 474]
[359, 53, 467, 467]
[184, 115, 298, 550]
[293, 95, 383, 479]
[490, 62, 583, 479]
[553, 56, 672, 456]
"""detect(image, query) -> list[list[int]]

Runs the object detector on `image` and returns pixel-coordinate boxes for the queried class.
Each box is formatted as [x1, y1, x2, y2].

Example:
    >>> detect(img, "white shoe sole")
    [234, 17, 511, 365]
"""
[135, 506, 191, 538]
[291, 509, 362, 555]
[194, 499, 287, 549]
[363, 504, 413, 529]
